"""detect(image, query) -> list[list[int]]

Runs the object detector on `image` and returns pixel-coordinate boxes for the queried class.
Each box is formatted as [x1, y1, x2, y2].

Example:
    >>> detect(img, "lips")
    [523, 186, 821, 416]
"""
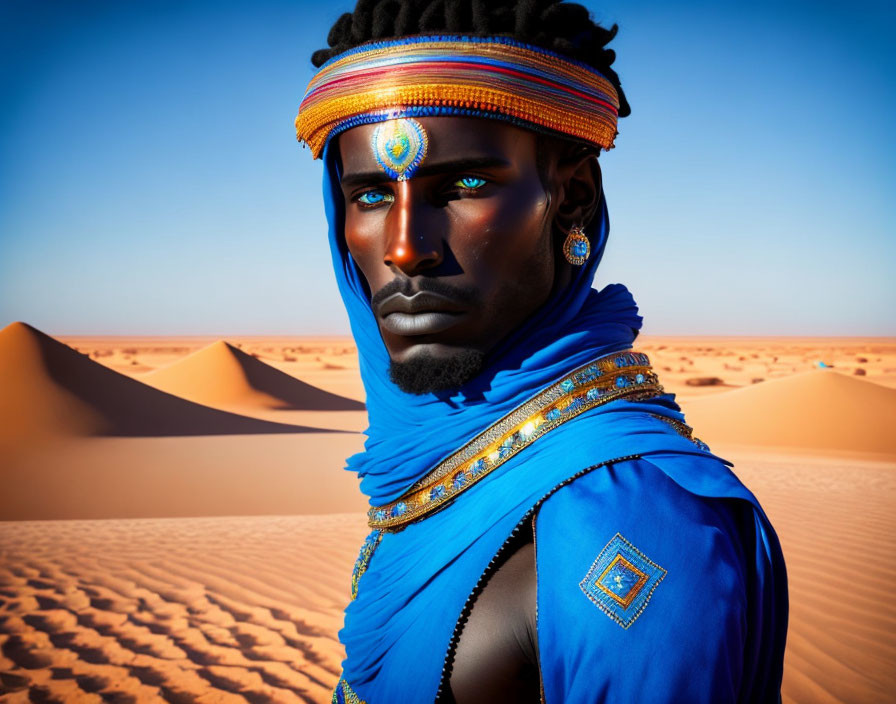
[376, 291, 467, 337]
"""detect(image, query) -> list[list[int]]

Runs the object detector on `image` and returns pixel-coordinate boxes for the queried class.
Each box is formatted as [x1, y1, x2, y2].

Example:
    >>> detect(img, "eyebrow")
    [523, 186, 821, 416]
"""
[339, 156, 512, 189]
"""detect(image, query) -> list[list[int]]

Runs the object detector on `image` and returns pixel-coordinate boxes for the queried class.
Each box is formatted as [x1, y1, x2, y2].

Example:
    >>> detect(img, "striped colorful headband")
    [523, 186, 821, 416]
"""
[295, 35, 620, 160]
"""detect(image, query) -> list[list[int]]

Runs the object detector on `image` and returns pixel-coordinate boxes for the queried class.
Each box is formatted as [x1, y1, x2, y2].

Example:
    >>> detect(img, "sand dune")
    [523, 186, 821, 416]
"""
[636, 336, 896, 398]
[0, 323, 366, 521]
[0, 323, 321, 451]
[683, 369, 896, 458]
[142, 341, 364, 412]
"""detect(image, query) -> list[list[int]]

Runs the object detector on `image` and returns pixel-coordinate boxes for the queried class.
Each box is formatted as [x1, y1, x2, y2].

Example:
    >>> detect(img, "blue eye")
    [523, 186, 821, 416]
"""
[456, 176, 487, 190]
[358, 190, 393, 206]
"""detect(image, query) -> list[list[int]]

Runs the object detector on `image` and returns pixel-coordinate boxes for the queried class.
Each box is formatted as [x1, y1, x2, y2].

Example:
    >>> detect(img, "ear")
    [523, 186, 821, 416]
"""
[554, 151, 601, 235]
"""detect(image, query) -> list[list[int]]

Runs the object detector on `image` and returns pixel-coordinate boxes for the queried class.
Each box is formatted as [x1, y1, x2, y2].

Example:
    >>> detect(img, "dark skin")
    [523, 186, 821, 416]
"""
[444, 526, 541, 704]
[337, 116, 601, 702]
[337, 116, 601, 367]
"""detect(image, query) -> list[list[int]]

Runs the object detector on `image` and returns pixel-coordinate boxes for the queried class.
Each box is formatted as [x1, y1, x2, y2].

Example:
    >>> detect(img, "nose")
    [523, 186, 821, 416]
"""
[383, 180, 442, 274]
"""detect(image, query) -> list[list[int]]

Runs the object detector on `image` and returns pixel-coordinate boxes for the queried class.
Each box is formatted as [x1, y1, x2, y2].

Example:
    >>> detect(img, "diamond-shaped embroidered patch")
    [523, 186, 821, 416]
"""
[579, 533, 667, 629]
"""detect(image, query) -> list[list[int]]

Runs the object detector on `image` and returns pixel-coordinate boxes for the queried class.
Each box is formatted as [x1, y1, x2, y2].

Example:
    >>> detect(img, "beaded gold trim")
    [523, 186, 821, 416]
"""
[649, 413, 710, 451]
[368, 351, 662, 531]
[350, 530, 382, 601]
[332, 677, 367, 704]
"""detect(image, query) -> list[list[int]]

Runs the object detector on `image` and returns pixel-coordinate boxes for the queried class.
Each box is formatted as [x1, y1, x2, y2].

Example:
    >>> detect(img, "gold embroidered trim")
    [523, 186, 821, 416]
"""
[332, 677, 367, 704]
[369, 350, 663, 531]
[649, 413, 710, 451]
[350, 530, 382, 601]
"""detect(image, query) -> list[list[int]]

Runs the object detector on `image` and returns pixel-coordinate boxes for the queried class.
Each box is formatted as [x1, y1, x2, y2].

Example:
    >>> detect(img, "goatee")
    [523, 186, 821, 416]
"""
[388, 348, 485, 395]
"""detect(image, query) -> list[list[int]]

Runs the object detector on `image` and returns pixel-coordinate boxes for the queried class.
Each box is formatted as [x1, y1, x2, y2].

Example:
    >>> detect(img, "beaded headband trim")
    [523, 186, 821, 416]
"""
[295, 35, 620, 159]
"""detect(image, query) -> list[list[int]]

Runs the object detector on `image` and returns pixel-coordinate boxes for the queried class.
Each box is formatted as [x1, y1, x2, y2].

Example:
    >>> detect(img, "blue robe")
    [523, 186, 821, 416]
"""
[536, 455, 786, 703]
[336, 407, 787, 703]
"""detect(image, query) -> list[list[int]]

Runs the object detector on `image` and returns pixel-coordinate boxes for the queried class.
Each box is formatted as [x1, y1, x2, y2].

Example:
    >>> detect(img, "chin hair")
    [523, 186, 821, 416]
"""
[389, 348, 485, 395]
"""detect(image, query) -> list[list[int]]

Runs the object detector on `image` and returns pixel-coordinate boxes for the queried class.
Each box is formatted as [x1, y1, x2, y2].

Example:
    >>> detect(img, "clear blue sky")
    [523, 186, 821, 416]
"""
[1, 0, 893, 335]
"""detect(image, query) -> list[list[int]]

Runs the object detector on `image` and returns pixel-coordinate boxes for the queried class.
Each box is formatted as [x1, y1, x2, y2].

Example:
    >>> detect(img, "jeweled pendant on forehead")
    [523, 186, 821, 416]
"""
[371, 117, 429, 181]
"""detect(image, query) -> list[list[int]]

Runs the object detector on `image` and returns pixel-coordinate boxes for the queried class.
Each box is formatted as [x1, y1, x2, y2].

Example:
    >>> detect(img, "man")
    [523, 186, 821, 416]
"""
[295, 2, 788, 702]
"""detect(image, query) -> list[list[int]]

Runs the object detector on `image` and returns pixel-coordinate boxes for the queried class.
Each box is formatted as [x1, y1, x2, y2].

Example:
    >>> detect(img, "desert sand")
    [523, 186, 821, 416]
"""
[0, 514, 369, 703]
[2, 322, 895, 702]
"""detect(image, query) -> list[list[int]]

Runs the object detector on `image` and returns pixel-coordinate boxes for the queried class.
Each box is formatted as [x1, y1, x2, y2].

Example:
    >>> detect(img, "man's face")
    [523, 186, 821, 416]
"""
[337, 116, 563, 392]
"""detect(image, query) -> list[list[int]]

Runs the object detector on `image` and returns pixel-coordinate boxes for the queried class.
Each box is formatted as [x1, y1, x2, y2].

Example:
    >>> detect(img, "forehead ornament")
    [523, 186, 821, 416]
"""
[372, 118, 429, 181]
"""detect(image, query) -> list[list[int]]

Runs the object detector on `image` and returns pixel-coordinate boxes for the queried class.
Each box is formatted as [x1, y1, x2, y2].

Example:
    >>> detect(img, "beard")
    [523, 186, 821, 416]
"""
[388, 348, 485, 395]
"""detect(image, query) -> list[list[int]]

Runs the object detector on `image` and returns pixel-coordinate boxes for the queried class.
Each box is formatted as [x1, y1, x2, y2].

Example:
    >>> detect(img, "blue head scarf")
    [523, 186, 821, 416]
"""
[322, 139, 646, 506]
[321, 127, 786, 703]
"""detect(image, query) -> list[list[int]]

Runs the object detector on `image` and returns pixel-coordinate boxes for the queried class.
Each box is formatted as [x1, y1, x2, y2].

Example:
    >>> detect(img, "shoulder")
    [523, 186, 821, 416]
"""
[535, 454, 750, 616]
[533, 455, 752, 702]
[539, 453, 751, 551]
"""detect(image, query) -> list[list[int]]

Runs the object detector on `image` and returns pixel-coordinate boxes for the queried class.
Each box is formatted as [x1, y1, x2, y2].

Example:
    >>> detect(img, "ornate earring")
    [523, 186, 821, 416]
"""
[562, 225, 590, 265]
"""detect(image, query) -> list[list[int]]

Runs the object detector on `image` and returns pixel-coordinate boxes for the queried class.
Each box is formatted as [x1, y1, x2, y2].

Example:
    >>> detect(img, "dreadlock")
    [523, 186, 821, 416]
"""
[311, 0, 630, 118]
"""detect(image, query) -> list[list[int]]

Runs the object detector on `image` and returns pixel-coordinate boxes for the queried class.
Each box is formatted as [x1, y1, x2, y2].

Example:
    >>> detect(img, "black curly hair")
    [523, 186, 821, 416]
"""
[311, 0, 630, 118]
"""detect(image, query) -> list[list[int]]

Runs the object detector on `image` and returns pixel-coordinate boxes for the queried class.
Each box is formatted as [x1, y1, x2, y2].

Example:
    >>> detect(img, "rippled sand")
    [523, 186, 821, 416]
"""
[2, 454, 894, 703]
[734, 454, 896, 704]
[0, 514, 368, 703]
